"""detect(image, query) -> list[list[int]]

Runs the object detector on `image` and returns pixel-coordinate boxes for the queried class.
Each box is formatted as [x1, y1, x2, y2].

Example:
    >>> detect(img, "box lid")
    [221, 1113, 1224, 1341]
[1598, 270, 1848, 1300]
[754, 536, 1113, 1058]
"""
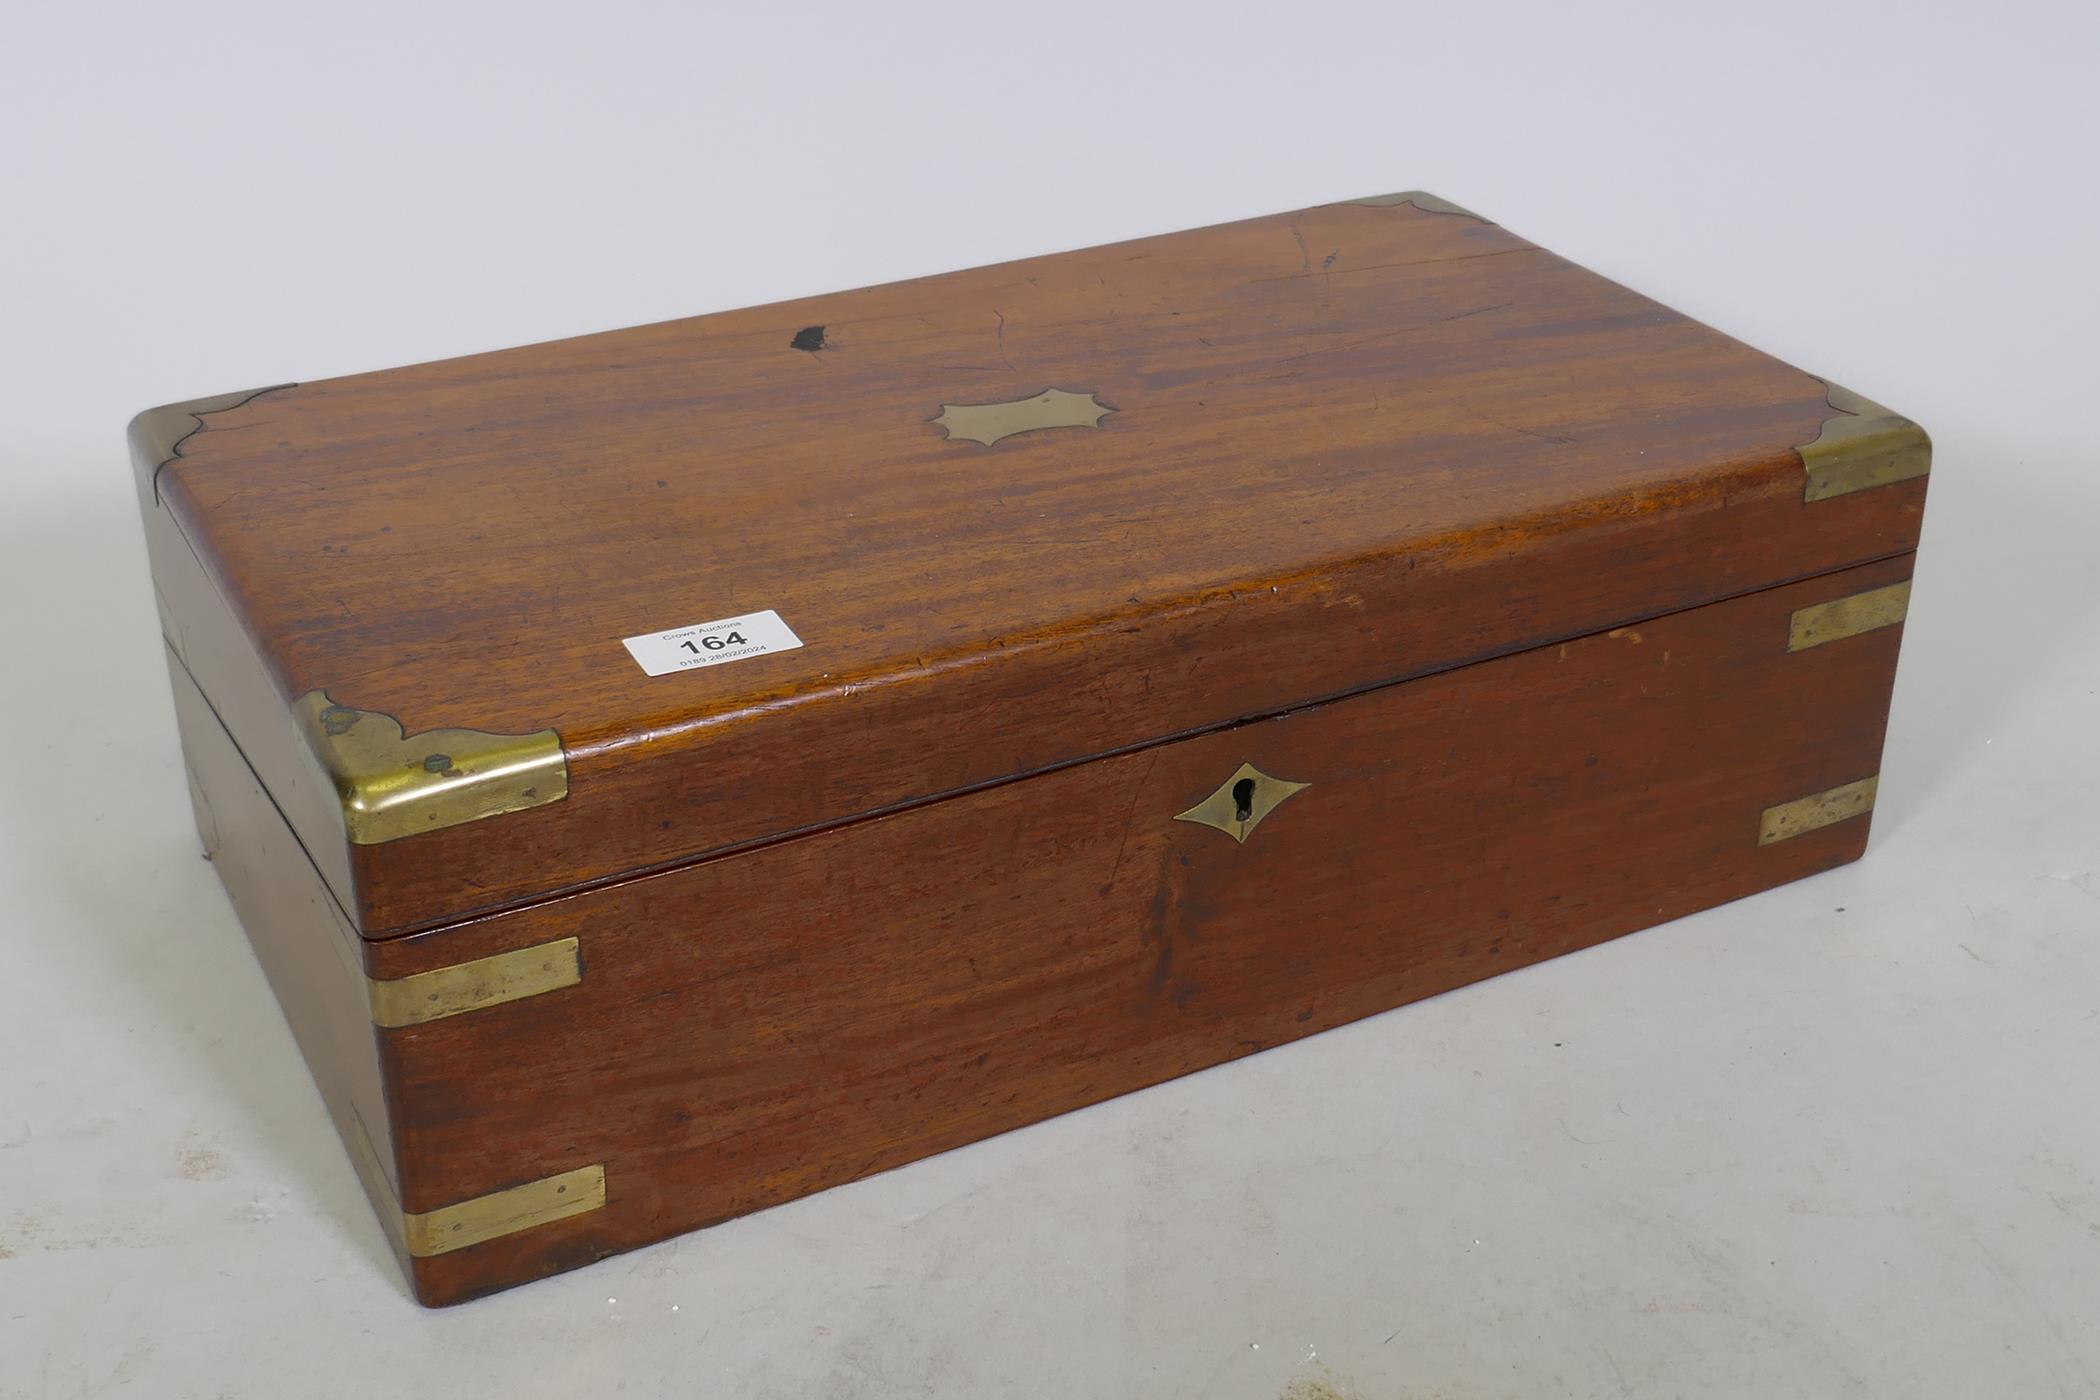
[135, 192, 1928, 939]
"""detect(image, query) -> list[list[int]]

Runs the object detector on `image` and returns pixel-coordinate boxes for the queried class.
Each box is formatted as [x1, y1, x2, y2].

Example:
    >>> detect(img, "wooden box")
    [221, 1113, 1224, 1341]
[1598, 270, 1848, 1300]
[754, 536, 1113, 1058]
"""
[132, 192, 1928, 1305]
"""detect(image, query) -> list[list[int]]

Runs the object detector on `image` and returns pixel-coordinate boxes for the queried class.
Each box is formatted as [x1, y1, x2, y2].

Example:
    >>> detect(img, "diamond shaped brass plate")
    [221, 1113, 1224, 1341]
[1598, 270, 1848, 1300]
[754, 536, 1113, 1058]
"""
[1173, 762, 1311, 844]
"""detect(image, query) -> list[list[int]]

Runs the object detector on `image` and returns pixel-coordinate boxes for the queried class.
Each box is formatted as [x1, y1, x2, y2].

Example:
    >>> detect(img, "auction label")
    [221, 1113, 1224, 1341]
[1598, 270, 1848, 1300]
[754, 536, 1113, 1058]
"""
[622, 609, 803, 677]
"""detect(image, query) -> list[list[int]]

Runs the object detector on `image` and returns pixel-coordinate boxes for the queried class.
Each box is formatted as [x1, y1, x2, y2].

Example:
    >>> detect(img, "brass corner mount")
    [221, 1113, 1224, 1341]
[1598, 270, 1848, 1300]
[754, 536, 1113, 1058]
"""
[127, 384, 297, 506]
[292, 691, 568, 845]
[1798, 382, 1931, 502]
[1344, 191, 1492, 223]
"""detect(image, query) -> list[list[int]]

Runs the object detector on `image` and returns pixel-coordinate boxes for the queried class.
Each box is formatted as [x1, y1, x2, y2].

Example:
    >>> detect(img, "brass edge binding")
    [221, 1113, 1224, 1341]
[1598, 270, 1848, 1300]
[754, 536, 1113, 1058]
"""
[1798, 382, 1931, 502]
[368, 937, 583, 1028]
[291, 691, 569, 844]
[1344, 191, 1492, 222]
[1758, 776, 1880, 846]
[402, 1164, 608, 1259]
[127, 385, 298, 508]
[343, 1106, 606, 1261]
[1787, 580, 1913, 652]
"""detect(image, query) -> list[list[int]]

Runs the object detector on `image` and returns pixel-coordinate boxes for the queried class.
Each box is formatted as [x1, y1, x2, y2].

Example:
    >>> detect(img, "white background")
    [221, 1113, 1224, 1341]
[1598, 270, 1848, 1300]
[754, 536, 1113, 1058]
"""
[4, 3, 2098, 1396]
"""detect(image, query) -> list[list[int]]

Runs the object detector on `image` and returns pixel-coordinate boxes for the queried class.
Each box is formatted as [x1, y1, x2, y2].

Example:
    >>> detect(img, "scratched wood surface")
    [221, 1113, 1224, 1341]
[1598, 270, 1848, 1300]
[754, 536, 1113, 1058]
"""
[149, 194, 1926, 935]
[354, 556, 1913, 1304]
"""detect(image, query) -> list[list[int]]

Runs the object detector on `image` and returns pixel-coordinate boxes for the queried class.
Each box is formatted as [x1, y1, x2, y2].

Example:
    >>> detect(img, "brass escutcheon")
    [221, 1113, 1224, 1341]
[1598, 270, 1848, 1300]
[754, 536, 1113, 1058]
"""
[1174, 762, 1312, 844]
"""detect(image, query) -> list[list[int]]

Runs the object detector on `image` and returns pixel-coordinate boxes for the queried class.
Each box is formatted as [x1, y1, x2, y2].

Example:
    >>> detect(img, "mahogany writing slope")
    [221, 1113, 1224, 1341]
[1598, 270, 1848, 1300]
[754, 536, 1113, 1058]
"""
[132, 191, 1928, 1304]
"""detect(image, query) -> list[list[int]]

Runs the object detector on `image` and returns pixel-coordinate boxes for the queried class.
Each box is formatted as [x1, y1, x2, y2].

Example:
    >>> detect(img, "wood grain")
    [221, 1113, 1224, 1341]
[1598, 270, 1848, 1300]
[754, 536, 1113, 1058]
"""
[358, 556, 1912, 1304]
[165, 648, 408, 1279]
[146, 195, 1926, 935]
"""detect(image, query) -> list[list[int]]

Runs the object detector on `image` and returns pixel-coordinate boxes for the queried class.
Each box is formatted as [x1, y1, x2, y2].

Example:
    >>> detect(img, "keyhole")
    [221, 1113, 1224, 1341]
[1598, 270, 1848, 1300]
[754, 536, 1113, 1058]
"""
[1232, 776, 1258, 822]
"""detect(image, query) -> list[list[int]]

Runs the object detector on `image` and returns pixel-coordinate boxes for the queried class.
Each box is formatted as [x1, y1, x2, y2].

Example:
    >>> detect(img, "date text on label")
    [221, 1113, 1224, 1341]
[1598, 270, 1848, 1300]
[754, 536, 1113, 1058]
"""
[622, 610, 804, 677]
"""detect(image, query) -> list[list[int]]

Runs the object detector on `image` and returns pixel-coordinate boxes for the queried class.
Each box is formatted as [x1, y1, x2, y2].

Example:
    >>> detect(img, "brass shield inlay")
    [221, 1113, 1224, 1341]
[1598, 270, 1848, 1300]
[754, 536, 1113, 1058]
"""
[1174, 762, 1312, 844]
[931, 388, 1113, 447]
[292, 691, 568, 844]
